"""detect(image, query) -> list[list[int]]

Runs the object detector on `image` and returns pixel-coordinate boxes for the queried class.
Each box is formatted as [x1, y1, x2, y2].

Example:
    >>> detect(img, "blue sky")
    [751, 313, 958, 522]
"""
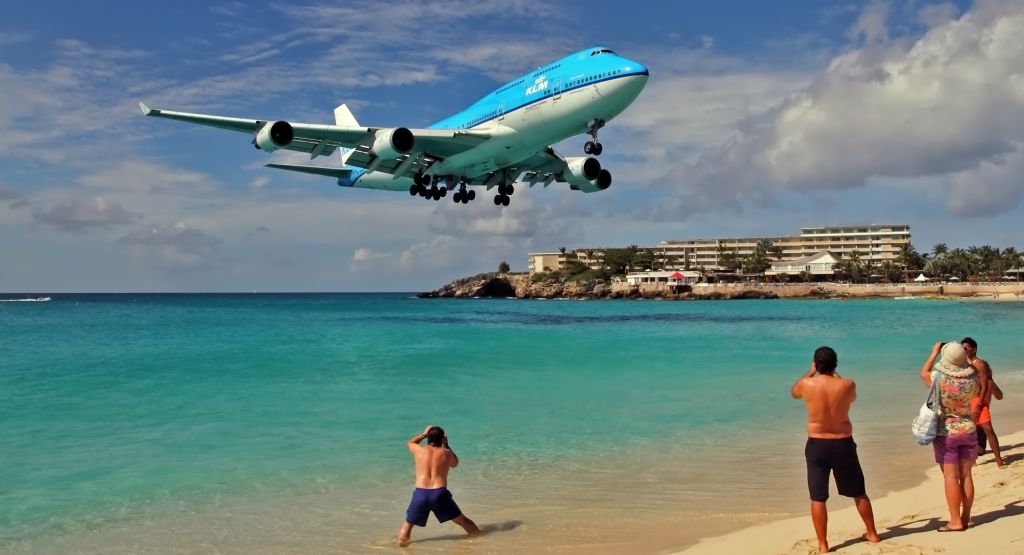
[1, 0, 1021, 292]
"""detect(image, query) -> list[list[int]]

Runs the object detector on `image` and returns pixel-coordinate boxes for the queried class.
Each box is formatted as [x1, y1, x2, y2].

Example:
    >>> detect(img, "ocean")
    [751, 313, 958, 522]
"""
[2, 294, 1022, 554]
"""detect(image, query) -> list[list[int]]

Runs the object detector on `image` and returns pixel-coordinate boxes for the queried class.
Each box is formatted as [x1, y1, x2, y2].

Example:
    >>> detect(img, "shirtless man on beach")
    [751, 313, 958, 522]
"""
[397, 425, 481, 546]
[791, 347, 881, 553]
[963, 337, 1005, 467]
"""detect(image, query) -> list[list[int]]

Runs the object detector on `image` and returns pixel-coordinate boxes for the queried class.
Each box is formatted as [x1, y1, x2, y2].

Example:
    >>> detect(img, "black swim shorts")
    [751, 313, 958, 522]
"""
[405, 487, 462, 527]
[805, 436, 866, 502]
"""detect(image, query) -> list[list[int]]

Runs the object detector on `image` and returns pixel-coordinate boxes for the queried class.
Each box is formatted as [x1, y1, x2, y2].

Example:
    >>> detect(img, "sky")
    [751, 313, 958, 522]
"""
[1, 0, 1022, 292]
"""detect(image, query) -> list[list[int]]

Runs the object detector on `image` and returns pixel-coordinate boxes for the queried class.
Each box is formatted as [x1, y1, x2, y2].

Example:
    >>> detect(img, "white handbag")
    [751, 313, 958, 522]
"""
[912, 378, 941, 445]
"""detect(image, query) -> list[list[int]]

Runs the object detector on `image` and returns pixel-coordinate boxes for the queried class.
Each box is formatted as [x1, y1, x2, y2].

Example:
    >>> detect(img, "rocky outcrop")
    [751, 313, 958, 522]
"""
[419, 274, 1024, 301]
[417, 273, 779, 300]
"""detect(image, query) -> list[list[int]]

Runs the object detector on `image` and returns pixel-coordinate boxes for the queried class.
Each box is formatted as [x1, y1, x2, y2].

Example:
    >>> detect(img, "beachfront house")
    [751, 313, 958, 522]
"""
[764, 250, 840, 280]
[625, 270, 702, 285]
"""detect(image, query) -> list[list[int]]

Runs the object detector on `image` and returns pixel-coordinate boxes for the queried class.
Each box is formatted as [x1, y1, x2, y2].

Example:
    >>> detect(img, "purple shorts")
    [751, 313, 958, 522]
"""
[933, 433, 978, 465]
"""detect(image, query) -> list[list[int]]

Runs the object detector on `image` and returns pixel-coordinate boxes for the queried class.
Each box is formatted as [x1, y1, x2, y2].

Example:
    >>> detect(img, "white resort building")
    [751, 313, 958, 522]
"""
[528, 224, 911, 276]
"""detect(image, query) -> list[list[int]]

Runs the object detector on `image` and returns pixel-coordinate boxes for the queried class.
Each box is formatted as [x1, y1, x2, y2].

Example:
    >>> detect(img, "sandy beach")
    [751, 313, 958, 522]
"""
[677, 429, 1024, 555]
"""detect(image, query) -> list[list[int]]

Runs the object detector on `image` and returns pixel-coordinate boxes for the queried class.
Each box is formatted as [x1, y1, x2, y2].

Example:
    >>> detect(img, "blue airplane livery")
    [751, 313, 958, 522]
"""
[141, 47, 648, 207]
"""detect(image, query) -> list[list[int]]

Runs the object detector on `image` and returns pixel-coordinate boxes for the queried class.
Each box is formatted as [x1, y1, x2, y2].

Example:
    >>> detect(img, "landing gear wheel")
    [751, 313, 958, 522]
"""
[461, 195, 469, 204]
[453, 192, 463, 203]
[505, 184, 514, 196]
[501, 195, 510, 206]
[440, 187, 447, 198]
[585, 119, 605, 155]
[409, 185, 418, 196]
[423, 175, 433, 186]
[467, 189, 476, 201]
[493, 195, 502, 206]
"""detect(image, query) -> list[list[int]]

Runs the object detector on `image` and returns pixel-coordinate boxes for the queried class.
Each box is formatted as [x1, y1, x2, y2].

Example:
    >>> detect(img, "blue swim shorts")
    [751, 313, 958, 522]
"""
[405, 487, 462, 527]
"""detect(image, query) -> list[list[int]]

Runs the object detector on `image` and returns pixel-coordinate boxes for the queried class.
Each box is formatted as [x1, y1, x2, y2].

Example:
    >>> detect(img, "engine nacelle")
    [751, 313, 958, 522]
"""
[564, 156, 602, 183]
[371, 127, 415, 159]
[564, 157, 611, 193]
[575, 169, 612, 193]
[254, 121, 294, 152]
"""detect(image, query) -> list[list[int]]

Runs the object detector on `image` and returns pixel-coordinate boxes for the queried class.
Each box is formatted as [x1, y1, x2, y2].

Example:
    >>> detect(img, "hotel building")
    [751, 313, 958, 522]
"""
[529, 224, 911, 273]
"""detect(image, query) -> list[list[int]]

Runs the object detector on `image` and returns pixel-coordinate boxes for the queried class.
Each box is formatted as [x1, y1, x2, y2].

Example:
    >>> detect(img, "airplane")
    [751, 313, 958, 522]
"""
[140, 46, 648, 207]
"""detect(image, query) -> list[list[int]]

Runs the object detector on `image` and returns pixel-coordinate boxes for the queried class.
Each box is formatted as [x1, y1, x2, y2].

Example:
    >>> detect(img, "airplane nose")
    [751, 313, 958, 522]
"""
[621, 57, 649, 77]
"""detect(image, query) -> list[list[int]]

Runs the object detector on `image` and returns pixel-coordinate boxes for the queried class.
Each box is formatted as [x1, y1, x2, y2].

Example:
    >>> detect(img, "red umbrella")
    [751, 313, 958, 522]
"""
[669, 272, 684, 279]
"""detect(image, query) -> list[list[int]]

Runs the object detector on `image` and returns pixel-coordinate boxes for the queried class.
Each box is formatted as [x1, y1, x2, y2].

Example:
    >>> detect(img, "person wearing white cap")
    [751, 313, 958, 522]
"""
[919, 341, 980, 532]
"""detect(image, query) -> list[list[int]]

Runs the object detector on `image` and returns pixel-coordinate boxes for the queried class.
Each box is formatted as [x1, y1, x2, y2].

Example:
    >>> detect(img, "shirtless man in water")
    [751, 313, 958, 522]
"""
[791, 347, 881, 553]
[397, 425, 480, 546]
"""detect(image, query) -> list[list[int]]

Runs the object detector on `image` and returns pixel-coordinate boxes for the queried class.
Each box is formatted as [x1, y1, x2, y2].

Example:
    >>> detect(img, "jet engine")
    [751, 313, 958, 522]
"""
[254, 121, 294, 152]
[371, 127, 415, 159]
[563, 157, 611, 193]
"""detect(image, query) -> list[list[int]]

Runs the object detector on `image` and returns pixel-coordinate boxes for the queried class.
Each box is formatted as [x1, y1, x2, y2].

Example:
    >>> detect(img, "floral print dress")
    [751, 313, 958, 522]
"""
[933, 371, 979, 437]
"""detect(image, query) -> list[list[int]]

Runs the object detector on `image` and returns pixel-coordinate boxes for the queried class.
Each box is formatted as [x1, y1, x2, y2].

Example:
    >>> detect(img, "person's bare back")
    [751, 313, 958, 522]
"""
[410, 438, 456, 488]
[795, 370, 856, 438]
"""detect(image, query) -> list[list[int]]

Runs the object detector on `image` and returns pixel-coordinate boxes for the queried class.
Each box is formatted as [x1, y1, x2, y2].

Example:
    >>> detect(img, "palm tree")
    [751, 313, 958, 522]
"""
[932, 243, 948, 258]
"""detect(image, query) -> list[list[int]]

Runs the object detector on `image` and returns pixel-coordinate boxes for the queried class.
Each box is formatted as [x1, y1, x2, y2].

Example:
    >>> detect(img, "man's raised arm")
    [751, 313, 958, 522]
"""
[791, 363, 817, 398]
[407, 425, 432, 453]
[442, 434, 459, 468]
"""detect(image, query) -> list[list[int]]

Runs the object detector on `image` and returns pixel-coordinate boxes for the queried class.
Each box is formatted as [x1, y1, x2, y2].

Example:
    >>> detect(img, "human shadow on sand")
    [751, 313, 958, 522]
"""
[826, 498, 1024, 551]
[409, 520, 524, 545]
[971, 499, 1024, 528]
[835, 516, 943, 549]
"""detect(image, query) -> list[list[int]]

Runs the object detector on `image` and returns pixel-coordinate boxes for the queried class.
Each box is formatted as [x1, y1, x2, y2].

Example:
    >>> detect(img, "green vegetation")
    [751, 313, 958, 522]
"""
[519, 241, 1021, 287]
[498, 261, 511, 273]
[834, 243, 1021, 283]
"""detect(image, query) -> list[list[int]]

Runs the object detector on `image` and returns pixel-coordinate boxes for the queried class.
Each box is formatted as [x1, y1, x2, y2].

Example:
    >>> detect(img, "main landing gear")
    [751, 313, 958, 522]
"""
[410, 174, 446, 201]
[410, 174, 477, 204]
[493, 183, 513, 206]
[452, 184, 475, 204]
[584, 119, 606, 155]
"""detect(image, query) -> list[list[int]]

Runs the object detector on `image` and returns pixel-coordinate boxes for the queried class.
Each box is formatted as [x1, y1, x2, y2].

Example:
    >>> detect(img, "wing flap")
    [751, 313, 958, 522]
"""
[265, 163, 353, 179]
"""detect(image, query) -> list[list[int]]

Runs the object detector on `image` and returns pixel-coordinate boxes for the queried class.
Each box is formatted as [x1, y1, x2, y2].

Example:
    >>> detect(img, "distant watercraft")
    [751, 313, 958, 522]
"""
[0, 296, 51, 302]
[893, 296, 918, 300]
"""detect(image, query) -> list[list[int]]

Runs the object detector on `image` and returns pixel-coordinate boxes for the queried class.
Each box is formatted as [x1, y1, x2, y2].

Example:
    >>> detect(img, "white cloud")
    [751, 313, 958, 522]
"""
[118, 222, 223, 269]
[917, 2, 960, 27]
[31, 196, 140, 231]
[78, 160, 218, 195]
[657, 1, 1024, 218]
[847, 0, 891, 44]
[249, 176, 270, 190]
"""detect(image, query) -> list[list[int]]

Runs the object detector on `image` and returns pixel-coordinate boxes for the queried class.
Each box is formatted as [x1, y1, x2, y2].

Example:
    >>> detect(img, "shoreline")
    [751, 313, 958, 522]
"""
[674, 426, 1024, 554]
[419, 273, 1024, 301]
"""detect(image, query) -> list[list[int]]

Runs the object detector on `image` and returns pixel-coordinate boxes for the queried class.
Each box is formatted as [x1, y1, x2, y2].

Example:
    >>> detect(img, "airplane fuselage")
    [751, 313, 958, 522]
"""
[348, 47, 648, 190]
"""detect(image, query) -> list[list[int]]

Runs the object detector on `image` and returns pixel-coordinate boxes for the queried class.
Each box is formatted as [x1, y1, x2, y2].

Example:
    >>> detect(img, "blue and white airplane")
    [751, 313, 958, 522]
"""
[140, 47, 648, 207]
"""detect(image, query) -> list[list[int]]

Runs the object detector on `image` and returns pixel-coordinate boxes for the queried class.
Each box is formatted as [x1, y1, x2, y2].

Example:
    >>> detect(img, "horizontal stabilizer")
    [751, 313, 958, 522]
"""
[265, 163, 353, 179]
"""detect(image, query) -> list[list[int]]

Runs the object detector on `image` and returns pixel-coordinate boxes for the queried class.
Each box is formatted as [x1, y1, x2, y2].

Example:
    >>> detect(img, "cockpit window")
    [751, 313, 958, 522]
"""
[590, 49, 615, 56]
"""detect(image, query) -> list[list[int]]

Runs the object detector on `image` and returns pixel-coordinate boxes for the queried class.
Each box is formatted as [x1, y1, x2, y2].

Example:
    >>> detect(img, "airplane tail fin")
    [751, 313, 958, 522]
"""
[334, 104, 359, 165]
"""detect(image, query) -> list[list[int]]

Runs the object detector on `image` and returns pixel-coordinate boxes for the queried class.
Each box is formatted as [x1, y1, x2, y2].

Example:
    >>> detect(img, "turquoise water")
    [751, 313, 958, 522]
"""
[2, 294, 1023, 552]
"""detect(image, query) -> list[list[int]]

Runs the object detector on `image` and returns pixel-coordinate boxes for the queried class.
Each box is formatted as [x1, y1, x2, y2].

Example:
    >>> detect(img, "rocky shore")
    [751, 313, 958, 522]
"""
[417, 273, 1024, 301]
[417, 273, 779, 300]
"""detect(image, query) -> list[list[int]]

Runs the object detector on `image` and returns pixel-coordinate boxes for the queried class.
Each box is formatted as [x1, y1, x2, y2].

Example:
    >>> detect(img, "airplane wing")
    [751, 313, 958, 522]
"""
[138, 102, 490, 178]
[467, 147, 611, 193]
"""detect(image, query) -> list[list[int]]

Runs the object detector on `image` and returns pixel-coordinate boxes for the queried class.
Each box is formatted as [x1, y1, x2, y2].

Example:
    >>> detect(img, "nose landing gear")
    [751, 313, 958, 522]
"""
[584, 119, 606, 155]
